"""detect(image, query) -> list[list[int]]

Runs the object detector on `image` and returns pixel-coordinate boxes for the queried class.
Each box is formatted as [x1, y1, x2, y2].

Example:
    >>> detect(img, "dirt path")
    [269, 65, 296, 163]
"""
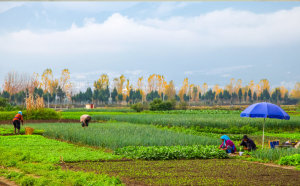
[0, 177, 18, 186]
[244, 160, 296, 170]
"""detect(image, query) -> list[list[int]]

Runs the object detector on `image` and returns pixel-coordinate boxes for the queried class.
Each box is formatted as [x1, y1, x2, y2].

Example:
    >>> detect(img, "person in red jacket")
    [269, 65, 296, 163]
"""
[13, 111, 24, 134]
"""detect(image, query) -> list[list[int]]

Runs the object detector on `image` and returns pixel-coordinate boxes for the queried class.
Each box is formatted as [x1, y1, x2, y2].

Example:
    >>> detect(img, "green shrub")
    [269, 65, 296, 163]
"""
[278, 154, 300, 166]
[26, 109, 61, 120]
[114, 145, 228, 160]
[150, 99, 175, 111]
[131, 103, 144, 112]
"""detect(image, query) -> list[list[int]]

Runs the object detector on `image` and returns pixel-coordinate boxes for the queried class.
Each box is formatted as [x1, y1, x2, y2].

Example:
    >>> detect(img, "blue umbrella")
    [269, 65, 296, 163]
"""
[240, 102, 290, 148]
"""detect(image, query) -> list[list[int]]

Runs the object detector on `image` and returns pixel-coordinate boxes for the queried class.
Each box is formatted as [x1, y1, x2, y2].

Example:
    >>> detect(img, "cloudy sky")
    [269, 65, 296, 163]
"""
[0, 2, 299, 91]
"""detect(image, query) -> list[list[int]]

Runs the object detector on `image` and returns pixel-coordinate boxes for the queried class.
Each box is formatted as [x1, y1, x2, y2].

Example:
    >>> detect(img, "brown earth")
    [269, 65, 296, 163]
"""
[0, 177, 18, 186]
[64, 159, 300, 186]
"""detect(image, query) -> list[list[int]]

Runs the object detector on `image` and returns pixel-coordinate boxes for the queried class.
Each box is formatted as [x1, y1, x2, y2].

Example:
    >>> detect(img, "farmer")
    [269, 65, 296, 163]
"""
[80, 114, 91, 128]
[12, 111, 24, 135]
[239, 135, 257, 151]
[219, 135, 236, 153]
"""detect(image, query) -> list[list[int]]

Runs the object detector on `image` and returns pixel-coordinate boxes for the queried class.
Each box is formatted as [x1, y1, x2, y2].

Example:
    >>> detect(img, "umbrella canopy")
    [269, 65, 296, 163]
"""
[240, 102, 290, 148]
[240, 102, 290, 120]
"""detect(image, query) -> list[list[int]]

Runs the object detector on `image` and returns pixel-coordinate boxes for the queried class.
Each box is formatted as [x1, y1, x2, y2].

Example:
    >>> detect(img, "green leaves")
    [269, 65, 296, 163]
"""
[279, 154, 300, 166]
[114, 145, 228, 160]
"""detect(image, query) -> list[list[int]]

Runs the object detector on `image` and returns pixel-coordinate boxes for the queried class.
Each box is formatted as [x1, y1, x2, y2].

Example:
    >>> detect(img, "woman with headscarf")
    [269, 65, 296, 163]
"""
[219, 135, 236, 153]
[12, 111, 24, 135]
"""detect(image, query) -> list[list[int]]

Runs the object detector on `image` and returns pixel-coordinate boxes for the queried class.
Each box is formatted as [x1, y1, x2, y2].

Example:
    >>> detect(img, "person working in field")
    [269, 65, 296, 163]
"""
[239, 135, 257, 151]
[13, 111, 24, 134]
[219, 135, 236, 153]
[80, 114, 91, 128]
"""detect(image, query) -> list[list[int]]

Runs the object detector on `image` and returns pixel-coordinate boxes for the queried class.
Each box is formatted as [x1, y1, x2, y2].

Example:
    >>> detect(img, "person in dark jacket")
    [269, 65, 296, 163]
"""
[240, 135, 257, 151]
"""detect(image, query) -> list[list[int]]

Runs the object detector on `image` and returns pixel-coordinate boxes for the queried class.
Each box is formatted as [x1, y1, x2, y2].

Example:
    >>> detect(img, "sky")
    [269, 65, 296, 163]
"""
[0, 2, 300, 92]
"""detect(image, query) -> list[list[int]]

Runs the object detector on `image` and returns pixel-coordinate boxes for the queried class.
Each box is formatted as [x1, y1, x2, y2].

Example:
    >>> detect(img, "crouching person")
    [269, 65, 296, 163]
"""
[240, 135, 257, 151]
[219, 135, 236, 153]
[13, 111, 24, 135]
[80, 114, 91, 128]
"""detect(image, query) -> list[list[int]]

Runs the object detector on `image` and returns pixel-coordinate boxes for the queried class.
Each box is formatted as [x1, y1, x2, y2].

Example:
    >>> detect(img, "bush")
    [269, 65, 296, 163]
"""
[0, 97, 9, 107]
[279, 154, 300, 166]
[150, 99, 175, 111]
[178, 102, 188, 110]
[131, 103, 144, 112]
[26, 109, 61, 120]
[114, 145, 228, 160]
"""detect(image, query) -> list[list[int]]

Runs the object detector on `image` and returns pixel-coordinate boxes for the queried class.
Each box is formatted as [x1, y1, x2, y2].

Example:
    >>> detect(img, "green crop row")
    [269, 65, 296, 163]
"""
[63, 108, 134, 112]
[0, 135, 121, 186]
[23, 122, 220, 149]
[114, 145, 228, 160]
[250, 148, 300, 162]
[91, 112, 300, 132]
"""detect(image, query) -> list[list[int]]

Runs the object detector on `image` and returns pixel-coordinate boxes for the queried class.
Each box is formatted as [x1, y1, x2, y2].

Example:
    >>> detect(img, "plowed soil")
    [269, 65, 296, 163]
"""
[65, 159, 300, 186]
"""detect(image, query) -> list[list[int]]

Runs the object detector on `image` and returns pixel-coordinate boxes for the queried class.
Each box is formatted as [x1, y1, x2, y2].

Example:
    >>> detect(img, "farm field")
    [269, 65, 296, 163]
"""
[66, 159, 300, 185]
[1, 108, 299, 185]
[0, 135, 121, 186]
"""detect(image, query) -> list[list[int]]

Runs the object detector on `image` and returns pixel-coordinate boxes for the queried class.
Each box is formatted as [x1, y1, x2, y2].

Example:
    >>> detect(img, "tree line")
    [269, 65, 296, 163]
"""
[1, 70, 300, 106]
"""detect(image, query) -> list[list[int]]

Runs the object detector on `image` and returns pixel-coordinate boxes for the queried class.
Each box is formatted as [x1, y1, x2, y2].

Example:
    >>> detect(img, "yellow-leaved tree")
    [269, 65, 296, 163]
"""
[94, 74, 109, 90]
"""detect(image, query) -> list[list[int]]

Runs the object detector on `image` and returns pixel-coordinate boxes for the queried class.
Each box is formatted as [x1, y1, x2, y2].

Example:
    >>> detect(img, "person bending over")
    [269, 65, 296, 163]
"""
[80, 114, 91, 128]
[240, 135, 257, 151]
[13, 111, 24, 134]
[219, 135, 236, 153]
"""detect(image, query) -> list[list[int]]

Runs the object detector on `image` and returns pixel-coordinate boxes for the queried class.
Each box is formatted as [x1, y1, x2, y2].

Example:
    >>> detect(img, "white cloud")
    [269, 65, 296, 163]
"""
[1, 7, 300, 55]
[0, 2, 24, 14]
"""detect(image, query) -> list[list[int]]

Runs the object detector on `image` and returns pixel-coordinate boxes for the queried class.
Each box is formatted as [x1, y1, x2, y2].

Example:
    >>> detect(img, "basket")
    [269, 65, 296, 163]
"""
[25, 127, 34, 135]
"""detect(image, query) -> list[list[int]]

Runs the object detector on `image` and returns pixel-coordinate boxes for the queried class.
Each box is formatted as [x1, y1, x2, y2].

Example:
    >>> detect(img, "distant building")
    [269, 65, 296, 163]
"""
[85, 104, 94, 109]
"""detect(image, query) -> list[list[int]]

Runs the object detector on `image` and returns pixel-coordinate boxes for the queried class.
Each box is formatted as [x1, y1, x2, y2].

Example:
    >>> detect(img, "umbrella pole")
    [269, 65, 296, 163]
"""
[262, 118, 265, 149]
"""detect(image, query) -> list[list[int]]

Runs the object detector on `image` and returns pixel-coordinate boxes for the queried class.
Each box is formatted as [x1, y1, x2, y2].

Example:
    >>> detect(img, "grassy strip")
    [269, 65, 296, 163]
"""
[61, 111, 128, 120]
[63, 108, 134, 112]
[0, 135, 122, 185]
[24, 122, 219, 149]
[114, 145, 228, 160]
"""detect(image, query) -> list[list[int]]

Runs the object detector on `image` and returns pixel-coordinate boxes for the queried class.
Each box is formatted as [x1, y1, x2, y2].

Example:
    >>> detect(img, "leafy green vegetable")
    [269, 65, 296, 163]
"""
[114, 145, 228, 160]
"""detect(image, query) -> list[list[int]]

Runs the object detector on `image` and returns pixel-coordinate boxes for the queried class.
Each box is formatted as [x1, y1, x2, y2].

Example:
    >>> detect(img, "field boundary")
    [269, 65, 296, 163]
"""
[242, 160, 296, 170]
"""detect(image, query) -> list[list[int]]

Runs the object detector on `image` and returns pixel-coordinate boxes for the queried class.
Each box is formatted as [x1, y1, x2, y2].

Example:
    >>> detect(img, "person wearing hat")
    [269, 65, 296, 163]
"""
[12, 111, 24, 134]
[219, 135, 236, 153]
[80, 114, 92, 128]
[240, 135, 257, 151]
